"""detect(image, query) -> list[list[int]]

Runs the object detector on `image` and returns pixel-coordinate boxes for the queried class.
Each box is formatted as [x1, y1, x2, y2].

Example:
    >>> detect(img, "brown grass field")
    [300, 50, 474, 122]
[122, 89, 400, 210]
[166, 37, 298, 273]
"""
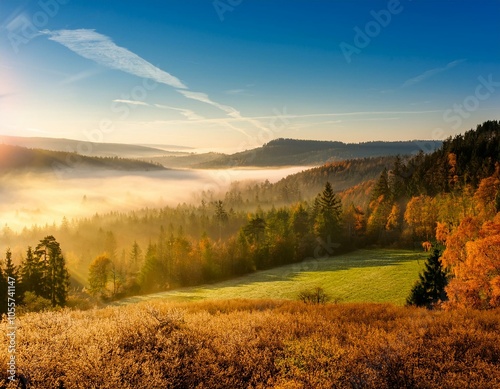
[2, 300, 500, 388]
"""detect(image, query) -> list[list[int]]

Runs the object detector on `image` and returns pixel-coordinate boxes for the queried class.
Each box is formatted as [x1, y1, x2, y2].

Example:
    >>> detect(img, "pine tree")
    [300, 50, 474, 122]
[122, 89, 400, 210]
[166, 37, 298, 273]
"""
[314, 182, 342, 244]
[139, 242, 164, 293]
[371, 168, 390, 202]
[214, 200, 228, 240]
[390, 156, 407, 199]
[292, 204, 310, 239]
[4, 249, 17, 280]
[407, 248, 448, 308]
[19, 246, 44, 298]
[243, 216, 266, 245]
[3, 249, 23, 303]
[129, 241, 143, 272]
[34, 236, 70, 307]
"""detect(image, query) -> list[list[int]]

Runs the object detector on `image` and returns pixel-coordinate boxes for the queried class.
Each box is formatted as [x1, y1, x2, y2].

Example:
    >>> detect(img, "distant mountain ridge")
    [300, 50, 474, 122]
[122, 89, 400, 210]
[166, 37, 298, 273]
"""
[146, 138, 442, 168]
[0, 135, 179, 158]
[192, 138, 442, 168]
[0, 134, 443, 169]
[0, 144, 165, 174]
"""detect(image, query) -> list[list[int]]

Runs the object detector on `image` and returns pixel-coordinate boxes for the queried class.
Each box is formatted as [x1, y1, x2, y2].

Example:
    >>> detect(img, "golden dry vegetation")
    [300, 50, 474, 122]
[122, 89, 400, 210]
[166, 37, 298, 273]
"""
[1, 300, 499, 388]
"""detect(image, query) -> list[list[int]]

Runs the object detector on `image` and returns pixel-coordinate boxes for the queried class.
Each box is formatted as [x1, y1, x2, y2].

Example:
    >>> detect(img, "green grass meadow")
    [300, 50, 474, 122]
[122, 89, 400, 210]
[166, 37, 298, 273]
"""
[116, 249, 427, 306]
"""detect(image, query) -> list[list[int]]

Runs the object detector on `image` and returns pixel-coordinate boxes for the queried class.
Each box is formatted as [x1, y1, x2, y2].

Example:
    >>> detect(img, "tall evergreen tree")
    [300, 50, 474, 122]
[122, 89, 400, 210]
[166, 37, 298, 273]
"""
[129, 241, 143, 274]
[3, 248, 25, 303]
[390, 156, 407, 199]
[34, 236, 70, 307]
[314, 182, 342, 244]
[243, 217, 266, 245]
[371, 168, 391, 202]
[407, 248, 448, 308]
[4, 249, 17, 280]
[139, 242, 165, 293]
[214, 200, 228, 240]
[19, 246, 44, 298]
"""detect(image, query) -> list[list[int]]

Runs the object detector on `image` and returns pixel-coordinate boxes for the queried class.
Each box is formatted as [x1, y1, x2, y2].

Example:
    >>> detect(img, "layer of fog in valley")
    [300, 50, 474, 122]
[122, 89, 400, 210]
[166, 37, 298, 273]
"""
[0, 166, 309, 232]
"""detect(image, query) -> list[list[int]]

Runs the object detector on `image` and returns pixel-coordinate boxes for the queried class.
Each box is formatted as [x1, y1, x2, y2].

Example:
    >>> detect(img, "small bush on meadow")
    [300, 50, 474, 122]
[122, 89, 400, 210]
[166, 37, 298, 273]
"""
[297, 287, 329, 304]
[18, 292, 52, 313]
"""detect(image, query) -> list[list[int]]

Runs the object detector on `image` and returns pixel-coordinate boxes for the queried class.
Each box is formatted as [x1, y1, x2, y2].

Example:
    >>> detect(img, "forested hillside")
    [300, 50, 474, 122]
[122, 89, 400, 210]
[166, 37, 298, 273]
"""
[0, 121, 498, 311]
[195, 139, 442, 168]
[393, 120, 500, 195]
[0, 144, 165, 173]
[211, 156, 395, 208]
[144, 139, 441, 168]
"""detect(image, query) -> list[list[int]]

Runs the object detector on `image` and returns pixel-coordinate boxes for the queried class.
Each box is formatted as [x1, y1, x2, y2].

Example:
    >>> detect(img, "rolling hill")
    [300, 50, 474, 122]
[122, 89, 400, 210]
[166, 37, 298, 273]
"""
[194, 138, 442, 168]
[0, 135, 442, 169]
[0, 144, 165, 173]
[0, 135, 187, 158]
[146, 138, 442, 168]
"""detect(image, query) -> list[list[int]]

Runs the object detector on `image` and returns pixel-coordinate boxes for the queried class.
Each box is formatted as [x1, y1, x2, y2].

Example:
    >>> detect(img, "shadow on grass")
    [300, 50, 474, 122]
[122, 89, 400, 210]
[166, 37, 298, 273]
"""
[114, 249, 426, 306]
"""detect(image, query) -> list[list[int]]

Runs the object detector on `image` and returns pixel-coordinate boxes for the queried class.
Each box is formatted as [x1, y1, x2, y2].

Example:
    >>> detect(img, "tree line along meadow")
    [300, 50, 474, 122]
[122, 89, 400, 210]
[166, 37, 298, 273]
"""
[0, 120, 499, 312]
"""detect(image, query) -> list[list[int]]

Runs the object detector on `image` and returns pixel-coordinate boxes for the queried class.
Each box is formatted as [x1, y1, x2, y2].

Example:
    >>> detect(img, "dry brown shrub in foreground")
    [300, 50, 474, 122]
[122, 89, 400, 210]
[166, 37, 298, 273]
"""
[1, 300, 499, 388]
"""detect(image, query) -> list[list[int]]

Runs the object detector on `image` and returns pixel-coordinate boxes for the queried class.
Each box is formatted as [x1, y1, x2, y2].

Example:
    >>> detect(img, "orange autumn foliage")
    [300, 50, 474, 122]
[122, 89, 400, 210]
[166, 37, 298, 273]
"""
[435, 221, 450, 244]
[473, 170, 500, 221]
[443, 213, 500, 309]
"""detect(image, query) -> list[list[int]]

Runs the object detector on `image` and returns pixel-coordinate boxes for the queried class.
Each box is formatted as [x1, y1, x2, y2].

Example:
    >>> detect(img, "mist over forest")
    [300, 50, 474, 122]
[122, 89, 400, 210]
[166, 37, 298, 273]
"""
[0, 166, 308, 232]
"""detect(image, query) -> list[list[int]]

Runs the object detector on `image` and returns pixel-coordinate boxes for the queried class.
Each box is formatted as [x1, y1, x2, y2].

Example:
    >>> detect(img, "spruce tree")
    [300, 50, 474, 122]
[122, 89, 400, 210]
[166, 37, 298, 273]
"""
[407, 248, 448, 308]
[19, 247, 44, 297]
[34, 236, 70, 307]
[371, 168, 391, 202]
[314, 182, 342, 244]
[4, 249, 17, 280]
[3, 249, 22, 304]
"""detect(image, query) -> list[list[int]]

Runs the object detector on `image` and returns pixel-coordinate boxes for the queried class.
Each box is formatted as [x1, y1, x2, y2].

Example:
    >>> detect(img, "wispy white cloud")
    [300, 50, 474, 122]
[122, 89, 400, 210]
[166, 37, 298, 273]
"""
[177, 90, 261, 137]
[113, 99, 149, 106]
[177, 90, 241, 118]
[402, 59, 465, 88]
[47, 29, 405, 141]
[342, 117, 399, 122]
[43, 29, 187, 89]
[44, 28, 262, 138]
[154, 104, 204, 120]
[224, 88, 246, 95]
[131, 109, 440, 127]
[112, 100, 205, 121]
[59, 68, 103, 85]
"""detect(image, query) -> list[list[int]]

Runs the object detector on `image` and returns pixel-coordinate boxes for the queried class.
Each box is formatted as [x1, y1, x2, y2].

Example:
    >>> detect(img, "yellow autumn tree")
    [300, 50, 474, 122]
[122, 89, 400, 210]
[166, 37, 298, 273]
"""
[473, 168, 500, 222]
[404, 195, 438, 241]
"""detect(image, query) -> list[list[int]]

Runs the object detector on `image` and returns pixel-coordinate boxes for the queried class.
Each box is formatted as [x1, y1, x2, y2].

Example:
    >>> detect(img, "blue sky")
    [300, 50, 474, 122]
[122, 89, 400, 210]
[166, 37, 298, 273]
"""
[1, 0, 499, 150]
